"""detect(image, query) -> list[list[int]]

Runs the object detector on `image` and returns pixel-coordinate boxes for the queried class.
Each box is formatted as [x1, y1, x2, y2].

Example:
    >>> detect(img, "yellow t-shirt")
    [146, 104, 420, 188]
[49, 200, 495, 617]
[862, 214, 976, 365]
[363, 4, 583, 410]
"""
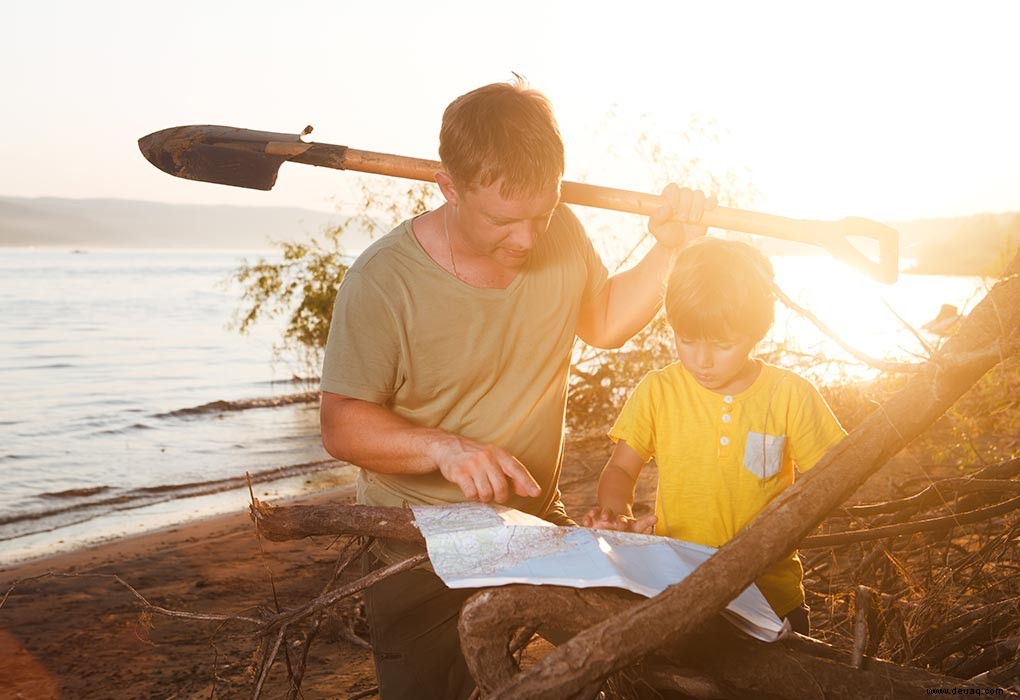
[609, 361, 845, 616]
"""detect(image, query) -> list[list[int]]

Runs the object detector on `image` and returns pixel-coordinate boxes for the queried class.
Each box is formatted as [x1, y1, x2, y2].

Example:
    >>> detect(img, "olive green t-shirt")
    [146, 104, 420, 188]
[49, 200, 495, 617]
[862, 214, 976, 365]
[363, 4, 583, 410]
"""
[321, 205, 608, 559]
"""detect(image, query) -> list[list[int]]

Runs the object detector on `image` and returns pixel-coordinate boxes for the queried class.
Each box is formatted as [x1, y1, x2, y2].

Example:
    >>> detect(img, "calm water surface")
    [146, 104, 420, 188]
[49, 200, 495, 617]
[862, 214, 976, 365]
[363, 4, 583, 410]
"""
[0, 248, 350, 566]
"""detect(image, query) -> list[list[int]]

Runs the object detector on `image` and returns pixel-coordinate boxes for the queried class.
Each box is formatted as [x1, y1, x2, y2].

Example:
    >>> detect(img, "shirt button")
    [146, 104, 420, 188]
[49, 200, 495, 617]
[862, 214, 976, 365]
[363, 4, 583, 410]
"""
[722, 414, 732, 423]
[723, 395, 734, 404]
[720, 436, 730, 446]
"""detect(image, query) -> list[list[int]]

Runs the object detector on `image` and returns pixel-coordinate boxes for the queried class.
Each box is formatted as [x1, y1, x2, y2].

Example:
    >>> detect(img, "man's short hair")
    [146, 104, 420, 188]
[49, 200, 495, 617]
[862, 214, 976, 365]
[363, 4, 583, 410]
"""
[439, 77, 565, 196]
[664, 238, 776, 343]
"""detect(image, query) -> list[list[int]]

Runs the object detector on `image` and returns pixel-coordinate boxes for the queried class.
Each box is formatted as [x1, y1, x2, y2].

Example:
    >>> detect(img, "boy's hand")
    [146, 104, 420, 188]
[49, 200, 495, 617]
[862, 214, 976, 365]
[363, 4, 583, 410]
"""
[648, 183, 716, 249]
[581, 506, 657, 534]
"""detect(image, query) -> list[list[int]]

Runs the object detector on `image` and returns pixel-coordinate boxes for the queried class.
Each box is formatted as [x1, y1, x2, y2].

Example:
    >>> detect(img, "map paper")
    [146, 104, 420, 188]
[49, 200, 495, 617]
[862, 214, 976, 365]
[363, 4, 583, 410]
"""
[411, 502, 787, 642]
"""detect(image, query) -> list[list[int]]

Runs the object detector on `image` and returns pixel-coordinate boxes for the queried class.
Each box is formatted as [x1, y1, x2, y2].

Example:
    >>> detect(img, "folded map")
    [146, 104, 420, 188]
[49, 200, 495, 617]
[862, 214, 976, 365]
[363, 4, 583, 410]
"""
[411, 502, 787, 642]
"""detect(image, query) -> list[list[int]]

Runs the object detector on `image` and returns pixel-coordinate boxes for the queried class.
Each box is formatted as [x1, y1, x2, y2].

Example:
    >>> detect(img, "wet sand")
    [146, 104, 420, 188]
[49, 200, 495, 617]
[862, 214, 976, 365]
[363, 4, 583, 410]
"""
[0, 484, 380, 699]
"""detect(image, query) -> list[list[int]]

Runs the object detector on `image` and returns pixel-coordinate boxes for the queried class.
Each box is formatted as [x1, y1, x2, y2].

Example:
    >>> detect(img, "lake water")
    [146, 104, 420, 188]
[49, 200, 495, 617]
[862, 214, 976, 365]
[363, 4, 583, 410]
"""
[0, 248, 355, 567]
[0, 247, 989, 567]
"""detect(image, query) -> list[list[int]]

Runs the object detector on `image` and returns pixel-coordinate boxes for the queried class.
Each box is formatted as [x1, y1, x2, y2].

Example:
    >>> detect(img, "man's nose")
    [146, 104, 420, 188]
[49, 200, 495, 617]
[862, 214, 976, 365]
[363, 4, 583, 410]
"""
[510, 219, 543, 250]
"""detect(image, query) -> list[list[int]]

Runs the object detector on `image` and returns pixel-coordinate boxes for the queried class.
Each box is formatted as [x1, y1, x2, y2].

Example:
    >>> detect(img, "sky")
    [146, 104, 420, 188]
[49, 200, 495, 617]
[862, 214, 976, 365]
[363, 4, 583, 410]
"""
[4, 0, 1020, 223]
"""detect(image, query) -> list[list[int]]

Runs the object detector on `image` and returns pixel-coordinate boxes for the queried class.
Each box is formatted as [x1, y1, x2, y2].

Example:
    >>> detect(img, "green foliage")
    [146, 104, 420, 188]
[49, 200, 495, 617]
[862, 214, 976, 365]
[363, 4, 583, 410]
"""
[229, 180, 439, 372]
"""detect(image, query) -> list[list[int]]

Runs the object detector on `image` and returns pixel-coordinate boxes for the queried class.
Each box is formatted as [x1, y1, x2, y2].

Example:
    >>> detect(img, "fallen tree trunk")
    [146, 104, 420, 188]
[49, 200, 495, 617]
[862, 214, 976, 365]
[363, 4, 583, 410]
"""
[458, 585, 996, 698]
[251, 500, 423, 544]
[487, 253, 1020, 699]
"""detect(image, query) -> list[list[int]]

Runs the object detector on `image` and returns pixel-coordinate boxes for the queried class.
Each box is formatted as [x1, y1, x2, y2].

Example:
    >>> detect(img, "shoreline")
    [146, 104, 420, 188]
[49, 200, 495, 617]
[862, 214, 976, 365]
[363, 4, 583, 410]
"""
[0, 460, 359, 571]
[0, 482, 359, 581]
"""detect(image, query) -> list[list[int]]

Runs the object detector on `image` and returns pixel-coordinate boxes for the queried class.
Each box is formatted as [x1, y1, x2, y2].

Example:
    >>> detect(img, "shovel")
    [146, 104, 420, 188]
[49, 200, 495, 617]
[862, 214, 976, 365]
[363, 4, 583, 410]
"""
[138, 125, 899, 283]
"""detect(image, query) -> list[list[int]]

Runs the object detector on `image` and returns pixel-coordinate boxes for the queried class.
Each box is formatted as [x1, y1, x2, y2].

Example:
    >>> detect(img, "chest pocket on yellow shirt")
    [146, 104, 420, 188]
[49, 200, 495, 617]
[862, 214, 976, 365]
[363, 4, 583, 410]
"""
[743, 432, 787, 479]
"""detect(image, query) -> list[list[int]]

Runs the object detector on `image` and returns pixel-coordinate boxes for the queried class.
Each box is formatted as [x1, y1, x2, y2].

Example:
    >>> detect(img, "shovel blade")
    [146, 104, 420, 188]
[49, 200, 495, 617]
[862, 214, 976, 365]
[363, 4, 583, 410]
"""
[138, 125, 302, 191]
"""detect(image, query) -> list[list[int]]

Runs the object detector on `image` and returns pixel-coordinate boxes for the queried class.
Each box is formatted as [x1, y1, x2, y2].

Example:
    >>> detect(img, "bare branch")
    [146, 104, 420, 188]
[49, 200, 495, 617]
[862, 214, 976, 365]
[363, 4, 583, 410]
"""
[771, 281, 920, 373]
[804, 495, 1020, 548]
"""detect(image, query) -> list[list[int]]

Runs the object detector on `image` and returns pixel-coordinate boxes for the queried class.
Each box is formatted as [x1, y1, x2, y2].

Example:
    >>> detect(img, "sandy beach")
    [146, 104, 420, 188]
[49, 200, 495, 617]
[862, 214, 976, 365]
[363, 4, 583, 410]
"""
[0, 433, 622, 700]
[0, 483, 377, 699]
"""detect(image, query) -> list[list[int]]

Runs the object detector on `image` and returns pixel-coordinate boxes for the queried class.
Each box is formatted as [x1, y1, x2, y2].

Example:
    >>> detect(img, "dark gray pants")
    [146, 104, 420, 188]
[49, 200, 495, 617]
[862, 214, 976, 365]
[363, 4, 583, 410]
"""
[785, 603, 811, 636]
[362, 555, 478, 700]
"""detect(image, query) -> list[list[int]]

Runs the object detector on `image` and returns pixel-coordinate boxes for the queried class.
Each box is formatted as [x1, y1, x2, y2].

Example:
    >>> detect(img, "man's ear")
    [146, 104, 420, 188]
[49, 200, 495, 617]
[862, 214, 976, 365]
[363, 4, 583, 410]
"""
[435, 171, 460, 206]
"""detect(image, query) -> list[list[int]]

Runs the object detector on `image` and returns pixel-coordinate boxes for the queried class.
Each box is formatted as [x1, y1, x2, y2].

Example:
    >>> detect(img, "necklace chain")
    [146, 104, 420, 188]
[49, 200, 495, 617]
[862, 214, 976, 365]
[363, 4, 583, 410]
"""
[442, 205, 460, 279]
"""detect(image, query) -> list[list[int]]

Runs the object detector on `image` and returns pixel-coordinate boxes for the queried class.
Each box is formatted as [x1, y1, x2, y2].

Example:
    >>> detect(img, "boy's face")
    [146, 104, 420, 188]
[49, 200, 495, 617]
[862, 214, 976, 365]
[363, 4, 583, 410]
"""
[674, 333, 759, 395]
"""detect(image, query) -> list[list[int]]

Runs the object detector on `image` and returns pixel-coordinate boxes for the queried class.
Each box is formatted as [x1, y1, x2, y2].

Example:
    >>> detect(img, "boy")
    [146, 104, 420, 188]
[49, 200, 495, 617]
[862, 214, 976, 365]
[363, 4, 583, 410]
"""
[582, 237, 845, 635]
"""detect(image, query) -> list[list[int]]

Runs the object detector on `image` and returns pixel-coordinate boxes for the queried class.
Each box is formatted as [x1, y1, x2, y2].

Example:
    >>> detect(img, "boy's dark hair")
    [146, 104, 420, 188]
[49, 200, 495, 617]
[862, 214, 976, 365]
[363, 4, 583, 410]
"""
[664, 237, 776, 343]
[439, 76, 564, 197]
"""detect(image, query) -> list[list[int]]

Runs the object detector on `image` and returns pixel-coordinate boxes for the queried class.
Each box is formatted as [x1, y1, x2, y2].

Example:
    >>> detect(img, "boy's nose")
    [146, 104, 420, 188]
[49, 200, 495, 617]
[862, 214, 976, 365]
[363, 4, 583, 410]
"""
[697, 347, 714, 368]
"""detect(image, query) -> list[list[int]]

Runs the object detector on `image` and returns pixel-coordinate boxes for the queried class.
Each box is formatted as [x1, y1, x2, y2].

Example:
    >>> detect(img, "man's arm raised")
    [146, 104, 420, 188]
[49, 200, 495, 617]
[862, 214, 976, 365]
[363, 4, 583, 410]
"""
[319, 391, 541, 504]
[575, 184, 715, 349]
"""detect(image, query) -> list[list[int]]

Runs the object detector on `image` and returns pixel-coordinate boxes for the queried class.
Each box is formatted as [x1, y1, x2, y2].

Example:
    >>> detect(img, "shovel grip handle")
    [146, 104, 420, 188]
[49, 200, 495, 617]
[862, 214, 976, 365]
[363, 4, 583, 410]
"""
[557, 181, 898, 282]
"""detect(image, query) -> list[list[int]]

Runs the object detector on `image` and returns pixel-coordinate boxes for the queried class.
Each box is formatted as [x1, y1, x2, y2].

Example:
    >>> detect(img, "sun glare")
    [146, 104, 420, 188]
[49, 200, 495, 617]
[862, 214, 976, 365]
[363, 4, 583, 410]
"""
[769, 255, 986, 382]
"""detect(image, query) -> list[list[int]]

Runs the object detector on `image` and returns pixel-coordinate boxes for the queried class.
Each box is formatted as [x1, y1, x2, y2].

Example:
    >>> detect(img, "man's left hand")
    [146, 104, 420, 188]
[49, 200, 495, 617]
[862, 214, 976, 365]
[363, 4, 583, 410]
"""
[648, 184, 716, 249]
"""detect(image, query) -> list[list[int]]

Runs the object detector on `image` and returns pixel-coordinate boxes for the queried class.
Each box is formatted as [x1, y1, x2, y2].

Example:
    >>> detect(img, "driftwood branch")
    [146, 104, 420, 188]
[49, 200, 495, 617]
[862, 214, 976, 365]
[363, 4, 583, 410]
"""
[851, 585, 874, 669]
[251, 499, 424, 544]
[843, 475, 1020, 517]
[487, 251, 1020, 699]
[803, 493, 1020, 547]
[1, 570, 261, 624]
[259, 552, 428, 633]
[458, 585, 1000, 699]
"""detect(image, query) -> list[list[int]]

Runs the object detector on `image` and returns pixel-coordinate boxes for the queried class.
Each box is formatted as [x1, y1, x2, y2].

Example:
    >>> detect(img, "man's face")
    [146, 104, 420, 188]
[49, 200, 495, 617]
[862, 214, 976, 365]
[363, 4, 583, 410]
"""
[451, 179, 561, 269]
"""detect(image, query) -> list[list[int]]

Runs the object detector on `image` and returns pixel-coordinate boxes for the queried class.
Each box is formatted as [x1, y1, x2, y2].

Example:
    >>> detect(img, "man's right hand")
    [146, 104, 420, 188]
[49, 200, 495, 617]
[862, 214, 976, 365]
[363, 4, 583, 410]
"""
[431, 434, 541, 504]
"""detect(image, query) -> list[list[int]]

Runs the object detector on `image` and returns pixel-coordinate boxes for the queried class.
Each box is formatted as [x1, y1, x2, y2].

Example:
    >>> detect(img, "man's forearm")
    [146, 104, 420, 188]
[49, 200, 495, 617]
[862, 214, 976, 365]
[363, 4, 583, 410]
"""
[320, 392, 448, 475]
[320, 392, 542, 503]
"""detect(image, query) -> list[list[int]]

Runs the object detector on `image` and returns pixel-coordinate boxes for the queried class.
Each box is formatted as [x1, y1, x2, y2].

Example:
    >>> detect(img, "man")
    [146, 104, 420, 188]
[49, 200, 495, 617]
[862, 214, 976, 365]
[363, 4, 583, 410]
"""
[320, 78, 713, 699]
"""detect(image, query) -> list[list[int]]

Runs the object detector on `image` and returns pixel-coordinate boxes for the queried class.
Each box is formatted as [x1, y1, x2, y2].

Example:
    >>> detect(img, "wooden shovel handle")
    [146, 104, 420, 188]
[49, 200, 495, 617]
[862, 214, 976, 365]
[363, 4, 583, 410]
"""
[327, 146, 898, 283]
[279, 141, 899, 283]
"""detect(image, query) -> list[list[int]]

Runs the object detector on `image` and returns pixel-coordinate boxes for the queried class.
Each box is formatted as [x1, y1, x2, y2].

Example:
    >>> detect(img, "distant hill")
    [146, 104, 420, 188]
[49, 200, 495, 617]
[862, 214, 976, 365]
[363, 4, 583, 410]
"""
[894, 211, 1020, 276]
[743, 212, 1018, 276]
[0, 196, 378, 252]
[2, 196, 1017, 275]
